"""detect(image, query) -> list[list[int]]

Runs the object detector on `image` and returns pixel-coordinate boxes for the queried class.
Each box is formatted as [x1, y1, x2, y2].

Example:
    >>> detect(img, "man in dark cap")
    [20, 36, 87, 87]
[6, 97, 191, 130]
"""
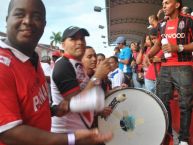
[51, 26, 111, 133]
[0, 0, 112, 144]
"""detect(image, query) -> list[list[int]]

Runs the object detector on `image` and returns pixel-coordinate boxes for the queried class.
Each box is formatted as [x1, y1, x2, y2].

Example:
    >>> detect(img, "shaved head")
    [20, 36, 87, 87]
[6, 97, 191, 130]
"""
[7, 0, 46, 19]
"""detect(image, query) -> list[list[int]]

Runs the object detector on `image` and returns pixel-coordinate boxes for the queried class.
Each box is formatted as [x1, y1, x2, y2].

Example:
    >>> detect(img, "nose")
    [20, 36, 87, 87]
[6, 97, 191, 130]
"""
[22, 15, 32, 25]
[162, 3, 166, 9]
[92, 57, 97, 62]
[76, 39, 86, 46]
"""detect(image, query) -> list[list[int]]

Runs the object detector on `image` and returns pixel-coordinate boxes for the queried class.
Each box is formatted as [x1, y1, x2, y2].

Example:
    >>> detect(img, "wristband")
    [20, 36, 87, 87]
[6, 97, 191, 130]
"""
[67, 133, 75, 145]
[178, 44, 184, 52]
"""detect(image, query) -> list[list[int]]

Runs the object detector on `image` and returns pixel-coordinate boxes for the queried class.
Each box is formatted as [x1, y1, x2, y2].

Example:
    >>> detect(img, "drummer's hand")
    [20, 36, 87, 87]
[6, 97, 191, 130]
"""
[94, 58, 111, 80]
[99, 106, 112, 118]
[75, 128, 113, 145]
[53, 100, 69, 117]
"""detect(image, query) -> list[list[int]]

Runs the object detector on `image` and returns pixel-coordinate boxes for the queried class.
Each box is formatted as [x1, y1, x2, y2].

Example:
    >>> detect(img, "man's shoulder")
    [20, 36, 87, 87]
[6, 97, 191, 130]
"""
[54, 56, 72, 67]
[53, 56, 75, 76]
[123, 46, 131, 52]
[0, 48, 13, 67]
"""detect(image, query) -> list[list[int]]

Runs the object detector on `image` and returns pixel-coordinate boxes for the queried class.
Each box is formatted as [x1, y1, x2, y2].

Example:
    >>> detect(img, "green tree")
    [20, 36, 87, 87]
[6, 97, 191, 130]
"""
[50, 32, 62, 48]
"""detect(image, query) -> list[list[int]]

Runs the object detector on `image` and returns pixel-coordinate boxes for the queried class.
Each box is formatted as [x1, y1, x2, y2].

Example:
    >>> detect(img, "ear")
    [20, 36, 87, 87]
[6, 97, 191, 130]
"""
[175, 2, 180, 9]
[61, 41, 66, 50]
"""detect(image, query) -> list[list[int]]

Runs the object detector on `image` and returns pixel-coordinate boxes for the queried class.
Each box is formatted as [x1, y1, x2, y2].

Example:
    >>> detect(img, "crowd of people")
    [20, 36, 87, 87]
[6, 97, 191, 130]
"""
[0, 0, 192, 145]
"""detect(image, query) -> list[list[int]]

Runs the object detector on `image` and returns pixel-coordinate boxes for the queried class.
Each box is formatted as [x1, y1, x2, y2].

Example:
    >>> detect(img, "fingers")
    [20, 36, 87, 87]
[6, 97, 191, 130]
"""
[162, 44, 177, 52]
[57, 100, 69, 116]
[92, 131, 113, 143]
[94, 58, 111, 79]
[75, 129, 113, 145]
[102, 107, 112, 117]
[90, 129, 113, 143]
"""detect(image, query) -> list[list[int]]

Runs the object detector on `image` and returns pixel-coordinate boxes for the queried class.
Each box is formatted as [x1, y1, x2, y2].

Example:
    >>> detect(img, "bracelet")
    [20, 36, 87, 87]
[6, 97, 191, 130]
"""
[178, 44, 184, 52]
[67, 133, 75, 145]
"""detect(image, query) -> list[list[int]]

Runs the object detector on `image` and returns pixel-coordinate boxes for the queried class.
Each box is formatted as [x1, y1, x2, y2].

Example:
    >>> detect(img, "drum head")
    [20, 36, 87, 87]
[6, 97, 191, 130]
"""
[98, 88, 168, 145]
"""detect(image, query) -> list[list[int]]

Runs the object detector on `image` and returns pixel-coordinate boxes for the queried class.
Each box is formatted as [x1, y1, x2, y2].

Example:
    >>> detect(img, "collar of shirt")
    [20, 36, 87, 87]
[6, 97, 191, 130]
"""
[0, 39, 29, 63]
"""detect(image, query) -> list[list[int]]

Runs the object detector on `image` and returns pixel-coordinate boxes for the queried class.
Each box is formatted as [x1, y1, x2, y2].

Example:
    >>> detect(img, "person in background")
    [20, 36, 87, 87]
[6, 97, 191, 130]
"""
[130, 42, 144, 88]
[50, 50, 61, 68]
[40, 55, 52, 101]
[108, 56, 125, 89]
[82, 46, 97, 78]
[82, 46, 112, 145]
[41, 56, 52, 83]
[144, 29, 162, 93]
[113, 46, 120, 58]
[0, 0, 112, 144]
[181, 6, 192, 16]
[114, 36, 133, 87]
[52, 50, 61, 63]
[144, 0, 193, 144]
[96, 53, 111, 92]
[147, 14, 159, 29]
[96, 53, 105, 67]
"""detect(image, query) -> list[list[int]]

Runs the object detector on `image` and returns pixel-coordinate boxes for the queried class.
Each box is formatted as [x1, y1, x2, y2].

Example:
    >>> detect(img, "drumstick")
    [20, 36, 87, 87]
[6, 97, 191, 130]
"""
[103, 94, 127, 120]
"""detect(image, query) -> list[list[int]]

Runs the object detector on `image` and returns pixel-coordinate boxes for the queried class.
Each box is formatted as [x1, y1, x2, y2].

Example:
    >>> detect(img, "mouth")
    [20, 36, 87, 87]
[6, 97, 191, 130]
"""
[19, 29, 34, 37]
[91, 63, 96, 66]
[163, 9, 167, 14]
[76, 47, 85, 52]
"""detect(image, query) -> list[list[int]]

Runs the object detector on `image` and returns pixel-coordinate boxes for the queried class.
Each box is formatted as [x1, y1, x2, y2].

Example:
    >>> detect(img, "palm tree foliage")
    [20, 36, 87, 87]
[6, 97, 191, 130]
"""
[50, 32, 62, 47]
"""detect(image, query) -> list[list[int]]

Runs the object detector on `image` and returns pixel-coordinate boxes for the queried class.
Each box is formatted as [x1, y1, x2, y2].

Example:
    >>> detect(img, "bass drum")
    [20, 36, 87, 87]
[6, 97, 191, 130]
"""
[98, 88, 168, 145]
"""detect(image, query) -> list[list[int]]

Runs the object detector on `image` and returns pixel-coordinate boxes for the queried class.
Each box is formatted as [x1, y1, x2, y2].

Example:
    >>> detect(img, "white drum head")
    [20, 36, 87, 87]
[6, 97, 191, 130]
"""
[98, 88, 168, 145]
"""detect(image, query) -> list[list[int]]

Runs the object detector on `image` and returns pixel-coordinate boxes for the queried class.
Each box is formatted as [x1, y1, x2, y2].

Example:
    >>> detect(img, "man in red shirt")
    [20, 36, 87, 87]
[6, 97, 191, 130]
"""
[145, 0, 193, 145]
[0, 0, 112, 145]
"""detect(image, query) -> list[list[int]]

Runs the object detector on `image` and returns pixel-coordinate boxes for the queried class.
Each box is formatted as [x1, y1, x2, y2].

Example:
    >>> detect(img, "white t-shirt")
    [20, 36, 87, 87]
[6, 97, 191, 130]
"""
[108, 68, 125, 88]
[51, 56, 93, 133]
[41, 62, 51, 77]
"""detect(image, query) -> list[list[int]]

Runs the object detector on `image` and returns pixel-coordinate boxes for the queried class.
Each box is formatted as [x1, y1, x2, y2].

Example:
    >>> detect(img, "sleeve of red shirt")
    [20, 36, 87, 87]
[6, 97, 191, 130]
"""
[0, 63, 22, 133]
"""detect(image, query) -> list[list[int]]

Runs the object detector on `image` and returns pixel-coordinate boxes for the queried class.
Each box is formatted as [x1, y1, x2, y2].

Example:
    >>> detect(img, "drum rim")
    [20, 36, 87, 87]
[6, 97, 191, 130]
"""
[102, 87, 169, 144]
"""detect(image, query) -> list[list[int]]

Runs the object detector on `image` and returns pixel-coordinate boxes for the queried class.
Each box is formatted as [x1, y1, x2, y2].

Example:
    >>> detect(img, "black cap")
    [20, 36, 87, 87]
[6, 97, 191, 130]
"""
[61, 26, 89, 41]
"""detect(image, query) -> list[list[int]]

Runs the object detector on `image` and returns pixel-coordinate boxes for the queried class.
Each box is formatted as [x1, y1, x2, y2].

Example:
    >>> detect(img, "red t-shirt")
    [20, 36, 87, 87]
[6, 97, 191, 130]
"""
[145, 47, 163, 80]
[158, 16, 193, 66]
[0, 42, 51, 144]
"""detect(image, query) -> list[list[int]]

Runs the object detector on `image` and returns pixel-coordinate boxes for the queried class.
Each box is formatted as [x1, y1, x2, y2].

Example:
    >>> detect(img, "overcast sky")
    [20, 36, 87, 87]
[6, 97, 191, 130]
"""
[0, 0, 113, 56]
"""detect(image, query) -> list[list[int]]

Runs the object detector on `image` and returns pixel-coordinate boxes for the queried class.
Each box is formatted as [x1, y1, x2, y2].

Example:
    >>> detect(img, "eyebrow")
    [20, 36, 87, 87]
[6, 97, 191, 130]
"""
[13, 8, 24, 12]
[13, 8, 44, 15]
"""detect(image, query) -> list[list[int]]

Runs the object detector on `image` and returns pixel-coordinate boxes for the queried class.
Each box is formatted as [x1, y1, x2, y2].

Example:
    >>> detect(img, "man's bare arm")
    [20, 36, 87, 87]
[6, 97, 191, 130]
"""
[0, 125, 112, 145]
[147, 39, 161, 58]
[0, 125, 67, 145]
